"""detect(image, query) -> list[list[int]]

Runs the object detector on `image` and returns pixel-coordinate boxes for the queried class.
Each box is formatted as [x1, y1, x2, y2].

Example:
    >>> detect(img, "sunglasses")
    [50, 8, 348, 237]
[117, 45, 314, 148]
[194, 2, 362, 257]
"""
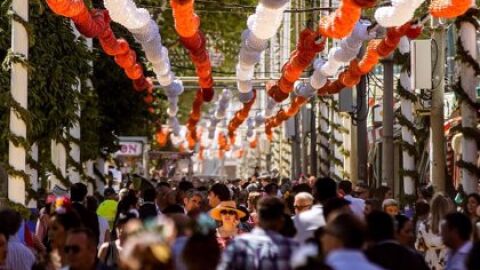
[294, 204, 312, 210]
[220, 210, 237, 216]
[64, 245, 81, 254]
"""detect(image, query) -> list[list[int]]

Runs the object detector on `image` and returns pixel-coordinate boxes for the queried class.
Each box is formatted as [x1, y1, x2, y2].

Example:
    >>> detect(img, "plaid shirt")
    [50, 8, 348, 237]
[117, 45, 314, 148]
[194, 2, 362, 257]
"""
[217, 227, 299, 270]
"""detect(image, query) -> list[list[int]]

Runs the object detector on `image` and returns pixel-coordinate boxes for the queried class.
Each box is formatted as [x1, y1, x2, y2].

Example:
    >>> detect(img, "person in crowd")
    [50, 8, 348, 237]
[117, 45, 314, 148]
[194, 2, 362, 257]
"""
[416, 193, 455, 270]
[36, 194, 56, 249]
[0, 231, 6, 270]
[63, 228, 112, 270]
[294, 177, 337, 243]
[209, 201, 245, 249]
[264, 182, 279, 197]
[177, 181, 195, 205]
[394, 214, 416, 248]
[307, 175, 316, 188]
[85, 196, 110, 247]
[183, 189, 203, 216]
[247, 192, 262, 226]
[321, 213, 382, 270]
[466, 241, 480, 270]
[182, 214, 220, 270]
[463, 193, 480, 236]
[98, 212, 137, 268]
[323, 198, 352, 222]
[207, 183, 231, 208]
[293, 192, 313, 215]
[338, 180, 365, 217]
[413, 200, 430, 234]
[365, 211, 429, 270]
[382, 198, 400, 216]
[155, 182, 172, 212]
[217, 197, 298, 270]
[373, 186, 393, 202]
[0, 208, 35, 270]
[364, 198, 381, 216]
[118, 189, 129, 202]
[96, 188, 118, 230]
[170, 214, 191, 270]
[47, 199, 83, 269]
[139, 188, 158, 221]
[441, 213, 473, 270]
[70, 183, 100, 245]
[354, 182, 370, 200]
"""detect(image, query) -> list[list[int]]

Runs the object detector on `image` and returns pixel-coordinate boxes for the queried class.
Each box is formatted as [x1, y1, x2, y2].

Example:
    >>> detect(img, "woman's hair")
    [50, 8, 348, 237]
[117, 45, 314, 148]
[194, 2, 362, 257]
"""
[52, 210, 82, 231]
[182, 231, 220, 270]
[394, 214, 410, 233]
[430, 193, 455, 234]
[463, 193, 480, 215]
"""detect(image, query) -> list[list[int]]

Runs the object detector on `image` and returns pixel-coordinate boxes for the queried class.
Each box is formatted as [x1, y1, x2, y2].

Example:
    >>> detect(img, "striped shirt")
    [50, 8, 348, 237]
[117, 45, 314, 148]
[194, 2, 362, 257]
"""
[5, 236, 35, 270]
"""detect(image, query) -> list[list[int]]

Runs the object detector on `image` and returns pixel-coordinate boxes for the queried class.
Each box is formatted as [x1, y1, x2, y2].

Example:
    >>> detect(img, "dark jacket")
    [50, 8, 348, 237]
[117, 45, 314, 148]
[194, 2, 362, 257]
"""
[138, 202, 158, 221]
[365, 241, 429, 270]
[72, 202, 100, 244]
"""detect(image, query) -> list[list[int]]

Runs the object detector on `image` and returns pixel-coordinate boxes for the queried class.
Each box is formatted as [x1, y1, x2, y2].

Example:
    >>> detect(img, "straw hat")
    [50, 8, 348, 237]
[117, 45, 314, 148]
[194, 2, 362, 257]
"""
[209, 201, 246, 221]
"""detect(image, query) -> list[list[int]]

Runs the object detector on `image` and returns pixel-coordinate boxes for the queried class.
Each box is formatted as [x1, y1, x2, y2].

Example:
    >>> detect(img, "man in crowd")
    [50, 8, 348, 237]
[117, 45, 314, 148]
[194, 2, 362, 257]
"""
[63, 228, 113, 270]
[208, 183, 231, 208]
[294, 177, 337, 243]
[139, 188, 158, 221]
[293, 192, 313, 215]
[442, 213, 473, 270]
[183, 189, 203, 215]
[156, 182, 172, 212]
[339, 180, 365, 217]
[71, 183, 100, 244]
[0, 209, 34, 270]
[96, 187, 118, 229]
[365, 211, 429, 270]
[217, 197, 298, 270]
[322, 213, 382, 270]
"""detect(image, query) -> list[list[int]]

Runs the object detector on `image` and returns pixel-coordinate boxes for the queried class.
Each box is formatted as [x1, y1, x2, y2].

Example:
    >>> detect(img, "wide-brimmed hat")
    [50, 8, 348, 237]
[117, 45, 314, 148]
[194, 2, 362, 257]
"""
[209, 201, 246, 221]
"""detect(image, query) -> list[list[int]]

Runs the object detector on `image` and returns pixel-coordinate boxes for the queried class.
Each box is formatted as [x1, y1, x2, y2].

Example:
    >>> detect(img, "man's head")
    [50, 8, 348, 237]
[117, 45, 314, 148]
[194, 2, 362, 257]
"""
[307, 175, 316, 188]
[64, 228, 97, 270]
[323, 198, 352, 222]
[156, 182, 172, 210]
[103, 187, 116, 200]
[293, 192, 313, 214]
[208, 183, 230, 208]
[338, 180, 353, 196]
[313, 177, 337, 204]
[142, 188, 157, 203]
[321, 213, 366, 254]
[382, 199, 400, 216]
[441, 212, 472, 250]
[183, 189, 203, 213]
[354, 182, 370, 199]
[71, 182, 88, 202]
[0, 208, 22, 236]
[366, 211, 395, 243]
[257, 197, 286, 232]
[264, 183, 279, 196]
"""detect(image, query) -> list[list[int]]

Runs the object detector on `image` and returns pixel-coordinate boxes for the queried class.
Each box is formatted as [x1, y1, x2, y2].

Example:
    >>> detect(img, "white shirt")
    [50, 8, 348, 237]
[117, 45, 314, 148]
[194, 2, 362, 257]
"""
[326, 249, 384, 270]
[293, 204, 325, 243]
[445, 241, 473, 270]
[344, 194, 365, 217]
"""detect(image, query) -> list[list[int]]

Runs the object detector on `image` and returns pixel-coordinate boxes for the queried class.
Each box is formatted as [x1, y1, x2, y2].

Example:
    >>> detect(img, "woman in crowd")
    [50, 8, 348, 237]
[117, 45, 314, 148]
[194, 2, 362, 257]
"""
[0, 231, 7, 270]
[394, 214, 415, 248]
[415, 193, 454, 270]
[98, 212, 137, 268]
[47, 198, 82, 269]
[209, 201, 245, 249]
[464, 193, 480, 238]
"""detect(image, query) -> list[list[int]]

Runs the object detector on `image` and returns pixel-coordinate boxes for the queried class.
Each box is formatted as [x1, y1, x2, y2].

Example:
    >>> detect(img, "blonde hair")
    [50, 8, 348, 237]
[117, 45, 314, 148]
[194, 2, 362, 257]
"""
[430, 193, 455, 234]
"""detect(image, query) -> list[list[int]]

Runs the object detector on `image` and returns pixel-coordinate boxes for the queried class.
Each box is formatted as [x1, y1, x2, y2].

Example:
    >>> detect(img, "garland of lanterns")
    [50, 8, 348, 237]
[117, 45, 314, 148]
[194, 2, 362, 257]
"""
[227, 90, 256, 144]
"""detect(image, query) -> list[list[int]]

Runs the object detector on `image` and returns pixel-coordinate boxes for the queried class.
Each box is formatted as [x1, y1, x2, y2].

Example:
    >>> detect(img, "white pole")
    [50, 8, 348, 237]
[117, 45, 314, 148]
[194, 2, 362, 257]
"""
[8, 0, 28, 204]
[399, 37, 416, 195]
[26, 143, 38, 208]
[459, 1, 479, 194]
[343, 113, 351, 180]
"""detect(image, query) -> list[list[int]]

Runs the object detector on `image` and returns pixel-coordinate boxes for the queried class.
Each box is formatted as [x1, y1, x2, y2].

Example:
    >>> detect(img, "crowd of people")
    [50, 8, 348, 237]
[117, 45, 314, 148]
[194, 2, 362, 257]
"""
[0, 174, 479, 270]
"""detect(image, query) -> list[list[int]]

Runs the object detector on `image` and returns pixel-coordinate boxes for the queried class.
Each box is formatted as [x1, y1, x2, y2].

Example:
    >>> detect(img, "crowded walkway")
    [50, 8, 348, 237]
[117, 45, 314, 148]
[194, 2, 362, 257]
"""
[0, 176, 478, 270]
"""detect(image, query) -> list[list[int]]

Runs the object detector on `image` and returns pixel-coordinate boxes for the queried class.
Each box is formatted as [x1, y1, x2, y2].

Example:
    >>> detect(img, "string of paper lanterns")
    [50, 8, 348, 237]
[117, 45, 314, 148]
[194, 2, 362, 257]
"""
[267, 28, 326, 102]
[429, 0, 471, 18]
[208, 89, 231, 140]
[170, 0, 214, 102]
[45, 0, 153, 92]
[375, 0, 425, 27]
[227, 90, 257, 144]
[185, 89, 204, 150]
[236, 0, 290, 103]
[103, 0, 184, 135]
[318, 0, 376, 39]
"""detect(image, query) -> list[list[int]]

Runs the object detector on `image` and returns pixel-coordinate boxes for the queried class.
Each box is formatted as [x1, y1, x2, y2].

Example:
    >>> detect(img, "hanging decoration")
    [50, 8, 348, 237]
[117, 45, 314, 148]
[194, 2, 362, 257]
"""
[155, 126, 170, 147]
[170, 0, 214, 102]
[430, 0, 471, 18]
[208, 89, 231, 140]
[375, 0, 425, 27]
[267, 28, 326, 102]
[185, 89, 204, 150]
[318, 0, 376, 39]
[236, 0, 290, 103]
[45, 0, 152, 92]
[104, 0, 185, 133]
[227, 90, 257, 144]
